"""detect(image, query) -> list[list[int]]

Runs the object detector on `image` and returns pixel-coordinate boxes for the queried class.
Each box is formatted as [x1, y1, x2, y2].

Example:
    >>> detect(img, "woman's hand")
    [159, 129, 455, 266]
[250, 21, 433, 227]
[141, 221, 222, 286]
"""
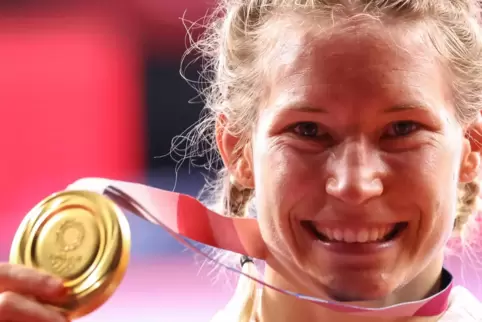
[0, 263, 69, 322]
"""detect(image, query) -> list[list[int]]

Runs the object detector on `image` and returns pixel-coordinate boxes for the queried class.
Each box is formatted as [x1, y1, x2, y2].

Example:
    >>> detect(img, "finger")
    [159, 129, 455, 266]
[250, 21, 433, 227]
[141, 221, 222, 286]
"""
[0, 264, 66, 300]
[0, 291, 67, 322]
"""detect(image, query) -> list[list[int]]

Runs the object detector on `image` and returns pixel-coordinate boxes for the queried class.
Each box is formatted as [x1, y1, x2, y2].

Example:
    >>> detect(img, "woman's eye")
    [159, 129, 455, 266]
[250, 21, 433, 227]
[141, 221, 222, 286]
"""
[292, 122, 321, 137]
[384, 121, 420, 138]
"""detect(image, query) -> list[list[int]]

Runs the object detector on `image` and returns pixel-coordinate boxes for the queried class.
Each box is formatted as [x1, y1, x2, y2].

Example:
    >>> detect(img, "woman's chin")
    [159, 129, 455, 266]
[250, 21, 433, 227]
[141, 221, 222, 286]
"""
[308, 270, 401, 305]
[322, 284, 394, 304]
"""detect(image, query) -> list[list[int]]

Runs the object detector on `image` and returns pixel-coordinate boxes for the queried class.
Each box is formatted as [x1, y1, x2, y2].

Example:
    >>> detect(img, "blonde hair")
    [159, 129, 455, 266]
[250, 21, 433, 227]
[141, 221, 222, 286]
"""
[177, 0, 482, 320]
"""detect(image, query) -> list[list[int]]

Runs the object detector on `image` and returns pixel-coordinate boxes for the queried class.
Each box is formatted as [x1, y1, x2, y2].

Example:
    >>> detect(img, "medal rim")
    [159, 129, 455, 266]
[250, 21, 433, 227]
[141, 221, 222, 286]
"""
[9, 190, 131, 319]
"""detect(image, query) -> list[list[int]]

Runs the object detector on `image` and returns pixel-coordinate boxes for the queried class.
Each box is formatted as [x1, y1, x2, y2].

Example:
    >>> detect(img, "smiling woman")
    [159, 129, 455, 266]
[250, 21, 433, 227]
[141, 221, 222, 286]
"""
[0, 1, 482, 322]
[180, 0, 482, 321]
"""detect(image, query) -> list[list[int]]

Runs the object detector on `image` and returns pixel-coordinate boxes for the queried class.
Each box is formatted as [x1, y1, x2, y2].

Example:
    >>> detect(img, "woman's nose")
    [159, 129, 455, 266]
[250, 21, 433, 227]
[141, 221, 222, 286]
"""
[325, 140, 384, 205]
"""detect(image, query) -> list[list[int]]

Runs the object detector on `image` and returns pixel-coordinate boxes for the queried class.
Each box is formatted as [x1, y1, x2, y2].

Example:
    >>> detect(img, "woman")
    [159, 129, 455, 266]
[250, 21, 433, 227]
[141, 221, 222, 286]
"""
[1, 0, 482, 321]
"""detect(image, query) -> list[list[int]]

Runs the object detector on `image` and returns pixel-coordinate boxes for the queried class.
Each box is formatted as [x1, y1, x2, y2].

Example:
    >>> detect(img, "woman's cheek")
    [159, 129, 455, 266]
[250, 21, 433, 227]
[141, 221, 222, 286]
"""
[254, 139, 325, 253]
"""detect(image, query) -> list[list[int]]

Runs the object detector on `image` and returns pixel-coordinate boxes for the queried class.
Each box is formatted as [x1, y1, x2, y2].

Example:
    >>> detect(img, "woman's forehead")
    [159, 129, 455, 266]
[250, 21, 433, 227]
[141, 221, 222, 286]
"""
[272, 22, 434, 79]
[267, 25, 451, 114]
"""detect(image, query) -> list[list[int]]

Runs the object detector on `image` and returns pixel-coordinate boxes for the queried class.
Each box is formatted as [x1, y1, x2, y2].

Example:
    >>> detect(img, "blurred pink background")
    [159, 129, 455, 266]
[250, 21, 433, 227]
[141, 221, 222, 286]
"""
[0, 1, 480, 321]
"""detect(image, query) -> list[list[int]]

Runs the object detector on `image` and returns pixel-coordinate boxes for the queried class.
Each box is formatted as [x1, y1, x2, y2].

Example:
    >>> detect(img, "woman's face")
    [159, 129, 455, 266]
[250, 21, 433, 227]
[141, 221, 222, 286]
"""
[250, 23, 470, 301]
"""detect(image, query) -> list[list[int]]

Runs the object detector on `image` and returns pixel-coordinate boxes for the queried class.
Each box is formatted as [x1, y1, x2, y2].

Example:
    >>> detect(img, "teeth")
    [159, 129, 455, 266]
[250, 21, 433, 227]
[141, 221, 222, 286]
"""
[316, 225, 396, 243]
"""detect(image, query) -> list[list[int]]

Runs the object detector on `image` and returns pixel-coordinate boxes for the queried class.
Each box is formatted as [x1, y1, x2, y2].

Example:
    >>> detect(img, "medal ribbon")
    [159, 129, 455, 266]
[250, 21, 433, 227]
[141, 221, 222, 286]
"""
[66, 178, 452, 317]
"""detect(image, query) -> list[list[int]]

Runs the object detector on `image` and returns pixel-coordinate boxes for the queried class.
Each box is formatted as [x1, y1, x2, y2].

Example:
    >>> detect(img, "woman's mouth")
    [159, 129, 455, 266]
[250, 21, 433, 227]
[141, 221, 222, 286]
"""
[303, 221, 408, 244]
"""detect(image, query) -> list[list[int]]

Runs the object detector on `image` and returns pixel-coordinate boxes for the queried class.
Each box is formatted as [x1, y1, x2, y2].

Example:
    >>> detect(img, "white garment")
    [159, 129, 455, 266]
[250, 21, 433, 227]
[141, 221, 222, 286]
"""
[438, 286, 482, 321]
[211, 286, 481, 322]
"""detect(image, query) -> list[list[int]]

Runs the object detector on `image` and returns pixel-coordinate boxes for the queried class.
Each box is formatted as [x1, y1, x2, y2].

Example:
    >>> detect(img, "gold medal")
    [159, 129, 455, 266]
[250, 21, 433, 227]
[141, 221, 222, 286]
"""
[9, 190, 131, 319]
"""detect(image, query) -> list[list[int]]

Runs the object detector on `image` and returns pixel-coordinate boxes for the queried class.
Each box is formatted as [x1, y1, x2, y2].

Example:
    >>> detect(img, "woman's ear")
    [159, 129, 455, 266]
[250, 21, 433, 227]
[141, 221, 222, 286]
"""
[216, 114, 254, 189]
[461, 112, 482, 182]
